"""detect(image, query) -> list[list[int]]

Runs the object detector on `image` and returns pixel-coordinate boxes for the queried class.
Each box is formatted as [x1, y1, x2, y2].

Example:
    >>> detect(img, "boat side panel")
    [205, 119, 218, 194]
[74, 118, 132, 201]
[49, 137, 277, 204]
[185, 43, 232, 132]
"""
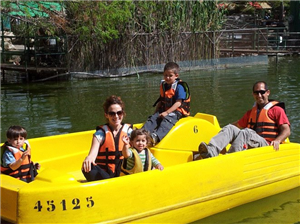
[242, 144, 300, 186]
[125, 176, 300, 224]
[0, 175, 26, 222]
[5, 144, 300, 224]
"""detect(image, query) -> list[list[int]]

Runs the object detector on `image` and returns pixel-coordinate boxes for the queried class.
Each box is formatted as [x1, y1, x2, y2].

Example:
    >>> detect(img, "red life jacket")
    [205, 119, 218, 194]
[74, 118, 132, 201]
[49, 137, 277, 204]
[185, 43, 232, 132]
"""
[95, 123, 131, 177]
[247, 101, 285, 143]
[159, 79, 191, 116]
[1, 141, 37, 182]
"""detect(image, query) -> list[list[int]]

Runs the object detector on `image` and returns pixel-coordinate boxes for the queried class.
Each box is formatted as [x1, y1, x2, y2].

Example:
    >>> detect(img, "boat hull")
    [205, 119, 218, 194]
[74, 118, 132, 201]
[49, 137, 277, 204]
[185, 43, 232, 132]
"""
[1, 113, 299, 223]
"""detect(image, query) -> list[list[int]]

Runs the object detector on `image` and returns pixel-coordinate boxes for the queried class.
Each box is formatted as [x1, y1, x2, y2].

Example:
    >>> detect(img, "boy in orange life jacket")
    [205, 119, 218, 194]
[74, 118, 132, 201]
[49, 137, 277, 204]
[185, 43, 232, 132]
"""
[142, 62, 191, 145]
[1, 126, 40, 183]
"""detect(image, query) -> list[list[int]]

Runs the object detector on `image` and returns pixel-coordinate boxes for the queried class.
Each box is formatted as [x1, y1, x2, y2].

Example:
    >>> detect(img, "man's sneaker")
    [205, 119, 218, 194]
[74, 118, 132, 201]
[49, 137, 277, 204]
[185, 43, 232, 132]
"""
[151, 133, 159, 145]
[198, 142, 212, 159]
[193, 152, 203, 161]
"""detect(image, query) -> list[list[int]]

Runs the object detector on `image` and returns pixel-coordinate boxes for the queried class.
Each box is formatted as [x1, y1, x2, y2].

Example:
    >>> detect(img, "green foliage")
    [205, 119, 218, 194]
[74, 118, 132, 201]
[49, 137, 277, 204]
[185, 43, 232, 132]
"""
[130, 1, 225, 33]
[1, 1, 65, 36]
[268, 1, 289, 9]
[2, 1, 225, 40]
[64, 1, 133, 43]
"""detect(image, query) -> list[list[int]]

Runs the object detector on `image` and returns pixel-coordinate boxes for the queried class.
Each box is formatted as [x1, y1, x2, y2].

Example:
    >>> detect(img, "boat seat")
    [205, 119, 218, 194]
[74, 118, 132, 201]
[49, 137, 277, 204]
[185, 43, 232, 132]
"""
[34, 167, 77, 183]
[155, 113, 221, 152]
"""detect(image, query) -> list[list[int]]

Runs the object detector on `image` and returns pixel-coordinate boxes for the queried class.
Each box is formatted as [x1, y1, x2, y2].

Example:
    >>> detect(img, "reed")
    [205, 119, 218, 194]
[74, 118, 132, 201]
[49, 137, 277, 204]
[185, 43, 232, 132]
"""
[2, 1, 226, 72]
[65, 1, 225, 72]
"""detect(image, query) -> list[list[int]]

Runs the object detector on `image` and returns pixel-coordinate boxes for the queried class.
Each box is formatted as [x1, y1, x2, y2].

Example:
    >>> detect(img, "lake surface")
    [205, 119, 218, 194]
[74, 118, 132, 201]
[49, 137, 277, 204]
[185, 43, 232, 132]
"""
[1, 56, 300, 223]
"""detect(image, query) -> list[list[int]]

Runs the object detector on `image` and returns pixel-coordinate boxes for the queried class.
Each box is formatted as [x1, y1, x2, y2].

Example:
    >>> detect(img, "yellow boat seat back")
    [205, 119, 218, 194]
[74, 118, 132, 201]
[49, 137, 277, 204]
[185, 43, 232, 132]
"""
[155, 113, 221, 152]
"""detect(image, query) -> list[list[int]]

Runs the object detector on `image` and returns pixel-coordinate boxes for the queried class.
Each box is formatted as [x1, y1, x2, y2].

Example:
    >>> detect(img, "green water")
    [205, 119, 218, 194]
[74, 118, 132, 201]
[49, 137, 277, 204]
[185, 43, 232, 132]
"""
[1, 56, 300, 223]
[192, 186, 300, 224]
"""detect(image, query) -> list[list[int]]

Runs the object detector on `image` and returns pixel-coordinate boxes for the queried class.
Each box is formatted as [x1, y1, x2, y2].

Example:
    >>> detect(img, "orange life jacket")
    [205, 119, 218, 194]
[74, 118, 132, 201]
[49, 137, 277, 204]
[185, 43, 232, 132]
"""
[247, 101, 285, 143]
[0, 141, 36, 182]
[159, 79, 191, 116]
[95, 123, 131, 177]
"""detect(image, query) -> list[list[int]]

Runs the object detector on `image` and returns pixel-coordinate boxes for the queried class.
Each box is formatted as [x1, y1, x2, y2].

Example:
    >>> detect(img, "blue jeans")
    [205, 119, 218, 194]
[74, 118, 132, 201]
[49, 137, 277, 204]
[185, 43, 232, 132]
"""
[142, 111, 182, 141]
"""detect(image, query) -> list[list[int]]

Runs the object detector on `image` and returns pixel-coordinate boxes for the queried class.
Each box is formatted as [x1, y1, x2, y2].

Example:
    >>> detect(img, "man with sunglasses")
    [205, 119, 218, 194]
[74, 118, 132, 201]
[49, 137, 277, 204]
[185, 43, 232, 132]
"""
[196, 81, 290, 159]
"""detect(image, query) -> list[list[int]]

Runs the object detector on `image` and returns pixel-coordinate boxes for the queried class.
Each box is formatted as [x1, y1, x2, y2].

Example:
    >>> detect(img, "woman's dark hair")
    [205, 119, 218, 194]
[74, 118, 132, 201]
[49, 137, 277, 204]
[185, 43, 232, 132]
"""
[6, 126, 27, 139]
[103, 95, 126, 117]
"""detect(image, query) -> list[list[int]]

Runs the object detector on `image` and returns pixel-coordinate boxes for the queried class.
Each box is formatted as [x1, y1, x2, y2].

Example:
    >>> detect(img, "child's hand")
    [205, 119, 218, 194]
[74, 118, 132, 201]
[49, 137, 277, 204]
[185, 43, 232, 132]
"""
[21, 150, 30, 160]
[159, 112, 168, 118]
[155, 164, 164, 171]
[122, 135, 130, 145]
[34, 163, 41, 170]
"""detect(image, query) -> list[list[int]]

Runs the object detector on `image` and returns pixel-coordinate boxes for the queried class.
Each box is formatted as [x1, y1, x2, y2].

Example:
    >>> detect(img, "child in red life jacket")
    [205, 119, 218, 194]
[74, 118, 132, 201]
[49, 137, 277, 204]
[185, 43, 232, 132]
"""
[1, 126, 40, 183]
[121, 129, 163, 175]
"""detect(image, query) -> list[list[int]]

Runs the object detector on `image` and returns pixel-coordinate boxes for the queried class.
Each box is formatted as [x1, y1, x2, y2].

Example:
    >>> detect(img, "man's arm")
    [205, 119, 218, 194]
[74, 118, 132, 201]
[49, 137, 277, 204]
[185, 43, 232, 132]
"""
[271, 123, 290, 150]
[232, 110, 252, 129]
[232, 120, 242, 128]
[269, 106, 291, 150]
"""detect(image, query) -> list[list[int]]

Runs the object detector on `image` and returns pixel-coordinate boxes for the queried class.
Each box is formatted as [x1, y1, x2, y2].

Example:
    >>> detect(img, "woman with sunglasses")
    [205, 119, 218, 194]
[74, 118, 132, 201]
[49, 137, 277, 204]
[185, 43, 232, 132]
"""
[82, 95, 132, 181]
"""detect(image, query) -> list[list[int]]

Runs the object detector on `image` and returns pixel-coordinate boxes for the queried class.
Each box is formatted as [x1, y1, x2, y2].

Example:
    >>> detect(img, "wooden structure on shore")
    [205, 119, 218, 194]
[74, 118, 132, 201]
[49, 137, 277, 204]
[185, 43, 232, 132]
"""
[1, 33, 68, 82]
[217, 28, 300, 57]
[1, 63, 68, 82]
[219, 48, 298, 56]
[1, 2, 68, 82]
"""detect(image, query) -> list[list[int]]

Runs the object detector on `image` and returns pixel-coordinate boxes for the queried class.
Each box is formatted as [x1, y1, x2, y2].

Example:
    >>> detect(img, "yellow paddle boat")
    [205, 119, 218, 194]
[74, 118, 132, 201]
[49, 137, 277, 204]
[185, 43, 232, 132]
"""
[1, 113, 300, 223]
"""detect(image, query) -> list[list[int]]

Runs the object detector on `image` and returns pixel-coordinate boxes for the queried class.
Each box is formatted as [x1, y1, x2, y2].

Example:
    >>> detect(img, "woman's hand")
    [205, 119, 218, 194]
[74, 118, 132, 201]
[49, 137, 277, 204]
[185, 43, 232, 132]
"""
[82, 156, 96, 173]
[82, 135, 101, 173]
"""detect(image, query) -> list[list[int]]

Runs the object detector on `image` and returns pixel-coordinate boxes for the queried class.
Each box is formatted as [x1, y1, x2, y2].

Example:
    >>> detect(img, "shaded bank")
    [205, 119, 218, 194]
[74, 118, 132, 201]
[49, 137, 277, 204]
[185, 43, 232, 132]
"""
[1, 55, 269, 83]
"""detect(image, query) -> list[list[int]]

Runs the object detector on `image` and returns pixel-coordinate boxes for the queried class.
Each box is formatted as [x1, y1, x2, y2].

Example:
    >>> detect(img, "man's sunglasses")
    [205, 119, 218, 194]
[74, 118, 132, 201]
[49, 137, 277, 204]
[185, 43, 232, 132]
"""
[107, 111, 123, 116]
[253, 90, 268, 95]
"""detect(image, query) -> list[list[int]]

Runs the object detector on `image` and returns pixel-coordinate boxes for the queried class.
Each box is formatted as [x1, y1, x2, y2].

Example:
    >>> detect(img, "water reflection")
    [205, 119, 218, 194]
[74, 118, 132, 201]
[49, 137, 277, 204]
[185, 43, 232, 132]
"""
[191, 187, 300, 224]
[1, 57, 300, 143]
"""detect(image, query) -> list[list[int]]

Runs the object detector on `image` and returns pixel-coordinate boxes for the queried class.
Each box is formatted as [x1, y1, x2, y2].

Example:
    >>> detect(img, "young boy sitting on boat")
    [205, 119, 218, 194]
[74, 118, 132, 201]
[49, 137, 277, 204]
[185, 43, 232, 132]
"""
[142, 62, 191, 144]
[1, 126, 40, 183]
[121, 129, 163, 175]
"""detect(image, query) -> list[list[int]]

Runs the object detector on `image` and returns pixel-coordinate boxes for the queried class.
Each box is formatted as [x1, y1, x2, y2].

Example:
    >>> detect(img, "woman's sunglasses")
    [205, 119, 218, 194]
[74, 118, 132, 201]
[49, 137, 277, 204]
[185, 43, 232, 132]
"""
[107, 110, 123, 117]
[253, 90, 268, 95]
